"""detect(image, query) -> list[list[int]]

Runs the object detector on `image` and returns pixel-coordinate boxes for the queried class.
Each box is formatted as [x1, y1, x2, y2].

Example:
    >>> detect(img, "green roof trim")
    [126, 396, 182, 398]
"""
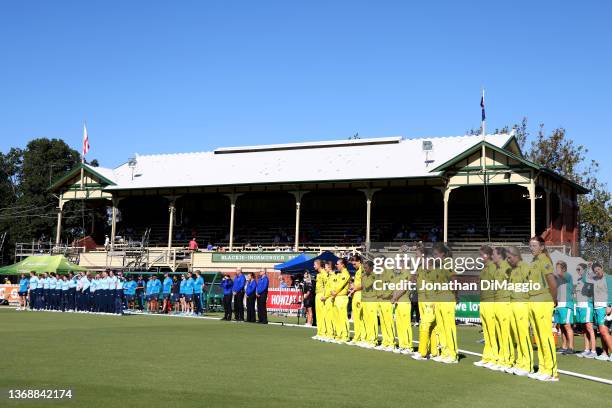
[430, 140, 588, 194]
[48, 162, 116, 192]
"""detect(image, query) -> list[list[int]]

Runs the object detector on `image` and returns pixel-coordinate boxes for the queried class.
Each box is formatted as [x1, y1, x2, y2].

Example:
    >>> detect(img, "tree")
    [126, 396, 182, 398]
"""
[509, 120, 611, 243]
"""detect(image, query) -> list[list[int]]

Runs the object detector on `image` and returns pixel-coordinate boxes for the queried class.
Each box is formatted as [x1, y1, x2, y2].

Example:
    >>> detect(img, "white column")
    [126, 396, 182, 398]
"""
[443, 186, 457, 243]
[291, 191, 306, 251]
[110, 197, 121, 251]
[226, 193, 242, 251]
[55, 199, 65, 246]
[528, 181, 536, 238]
[167, 198, 176, 248]
[359, 189, 379, 249]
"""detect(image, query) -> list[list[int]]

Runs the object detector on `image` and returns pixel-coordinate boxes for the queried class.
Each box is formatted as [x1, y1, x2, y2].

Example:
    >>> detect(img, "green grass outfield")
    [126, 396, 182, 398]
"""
[2, 308, 610, 408]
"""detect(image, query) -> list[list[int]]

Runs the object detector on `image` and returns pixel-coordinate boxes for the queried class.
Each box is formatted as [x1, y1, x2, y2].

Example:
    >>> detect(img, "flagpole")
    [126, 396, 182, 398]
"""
[481, 89, 486, 172]
[80, 122, 86, 189]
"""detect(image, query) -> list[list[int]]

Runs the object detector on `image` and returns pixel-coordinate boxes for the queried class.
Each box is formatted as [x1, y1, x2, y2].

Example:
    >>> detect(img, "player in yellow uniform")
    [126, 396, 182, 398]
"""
[331, 258, 351, 343]
[413, 246, 440, 360]
[474, 245, 499, 367]
[505, 246, 533, 376]
[391, 266, 413, 354]
[431, 243, 458, 364]
[348, 255, 365, 345]
[320, 261, 336, 342]
[376, 266, 396, 351]
[490, 247, 514, 372]
[312, 259, 328, 341]
[526, 236, 558, 382]
[359, 260, 379, 349]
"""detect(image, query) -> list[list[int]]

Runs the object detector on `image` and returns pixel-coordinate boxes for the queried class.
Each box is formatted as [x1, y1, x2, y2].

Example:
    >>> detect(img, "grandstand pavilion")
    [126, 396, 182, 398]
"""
[48, 133, 587, 272]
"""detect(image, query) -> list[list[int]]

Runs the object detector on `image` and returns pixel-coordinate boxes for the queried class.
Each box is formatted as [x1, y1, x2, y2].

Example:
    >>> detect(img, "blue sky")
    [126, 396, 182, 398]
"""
[0, 1, 610, 186]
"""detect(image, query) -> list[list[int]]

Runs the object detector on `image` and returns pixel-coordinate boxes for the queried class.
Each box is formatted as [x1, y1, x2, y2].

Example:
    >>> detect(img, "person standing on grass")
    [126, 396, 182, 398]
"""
[592, 263, 612, 361]
[18, 273, 29, 310]
[245, 272, 257, 323]
[553, 261, 575, 354]
[124, 275, 136, 310]
[526, 236, 558, 382]
[41, 272, 50, 310]
[49, 272, 58, 310]
[184, 272, 195, 315]
[151, 275, 162, 313]
[28, 271, 38, 310]
[193, 271, 205, 315]
[179, 274, 187, 313]
[99, 271, 109, 313]
[171, 276, 180, 313]
[232, 268, 246, 321]
[575, 263, 597, 359]
[68, 272, 76, 312]
[221, 274, 233, 320]
[60, 275, 69, 312]
[302, 271, 314, 326]
[162, 273, 173, 313]
[90, 274, 98, 312]
[145, 276, 153, 313]
[108, 271, 117, 313]
[81, 273, 91, 313]
[256, 270, 269, 324]
[136, 275, 145, 311]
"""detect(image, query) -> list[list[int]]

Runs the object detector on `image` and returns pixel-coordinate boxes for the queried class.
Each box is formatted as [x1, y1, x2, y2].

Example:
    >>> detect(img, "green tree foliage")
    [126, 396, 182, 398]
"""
[501, 119, 611, 243]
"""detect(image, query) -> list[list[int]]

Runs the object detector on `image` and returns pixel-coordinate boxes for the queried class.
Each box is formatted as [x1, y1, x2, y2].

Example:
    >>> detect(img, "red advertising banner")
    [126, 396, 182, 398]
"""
[0, 284, 20, 304]
[266, 288, 303, 311]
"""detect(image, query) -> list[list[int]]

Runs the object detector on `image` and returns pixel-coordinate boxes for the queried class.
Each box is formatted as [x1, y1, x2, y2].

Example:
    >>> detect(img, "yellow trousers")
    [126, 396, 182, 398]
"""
[352, 296, 365, 342]
[333, 295, 349, 341]
[510, 302, 533, 372]
[480, 302, 498, 363]
[494, 302, 513, 367]
[362, 302, 379, 345]
[395, 302, 413, 350]
[315, 295, 326, 336]
[417, 302, 439, 357]
[323, 298, 335, 339]
[434, 301, 457, 360]
[529, 301, 557, 377]
[378, 302, 396, 347]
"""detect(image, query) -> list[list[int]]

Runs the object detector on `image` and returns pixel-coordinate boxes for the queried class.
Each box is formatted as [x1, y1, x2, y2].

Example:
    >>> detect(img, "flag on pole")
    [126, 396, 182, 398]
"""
[480, 90, 486, 122]
[82, 124, 90, 158]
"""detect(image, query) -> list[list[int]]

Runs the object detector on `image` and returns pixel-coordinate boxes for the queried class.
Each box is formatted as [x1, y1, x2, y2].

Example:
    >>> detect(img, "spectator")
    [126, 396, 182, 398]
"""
[188, 237, 199, 251]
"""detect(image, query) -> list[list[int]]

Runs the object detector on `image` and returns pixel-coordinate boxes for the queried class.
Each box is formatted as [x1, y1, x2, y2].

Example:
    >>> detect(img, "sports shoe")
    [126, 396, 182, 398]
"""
[431, 355, 444, 362]
[383, 346, 394, 352]
[473, 360, 486, 367]
[562, 348, 575, 355]
[482, 362, 495, 369]
[441, 357, 458, 364]
[411, 353, 428, 361]
[527, 372, 542, 380]
[556, 348, 566, 354]
[595, 353, 610, 361]
[346, 340, 357, 346]
[537, 374, 559, 382]
[400, 348, 413, 355]
[311, 335, 320, 340]
[584, 350, 597, 359]
[392, 348, 401, 354]
[374, 345, 385, 351]
[512, 368, 529, 376]
[503, 366, 515, 374]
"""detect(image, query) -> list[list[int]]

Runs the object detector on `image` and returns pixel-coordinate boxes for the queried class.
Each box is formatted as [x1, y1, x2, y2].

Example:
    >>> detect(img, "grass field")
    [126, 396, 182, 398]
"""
[2, 307, 610, 408]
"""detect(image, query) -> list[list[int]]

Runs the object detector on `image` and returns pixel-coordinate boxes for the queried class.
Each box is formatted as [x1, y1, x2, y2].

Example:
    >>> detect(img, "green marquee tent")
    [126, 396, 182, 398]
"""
[0, 255, 86, 275]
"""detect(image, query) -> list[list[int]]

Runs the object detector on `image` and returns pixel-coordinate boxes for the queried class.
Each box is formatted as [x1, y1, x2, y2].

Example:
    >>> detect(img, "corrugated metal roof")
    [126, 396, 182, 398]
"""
[99, 134, 513, 190]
